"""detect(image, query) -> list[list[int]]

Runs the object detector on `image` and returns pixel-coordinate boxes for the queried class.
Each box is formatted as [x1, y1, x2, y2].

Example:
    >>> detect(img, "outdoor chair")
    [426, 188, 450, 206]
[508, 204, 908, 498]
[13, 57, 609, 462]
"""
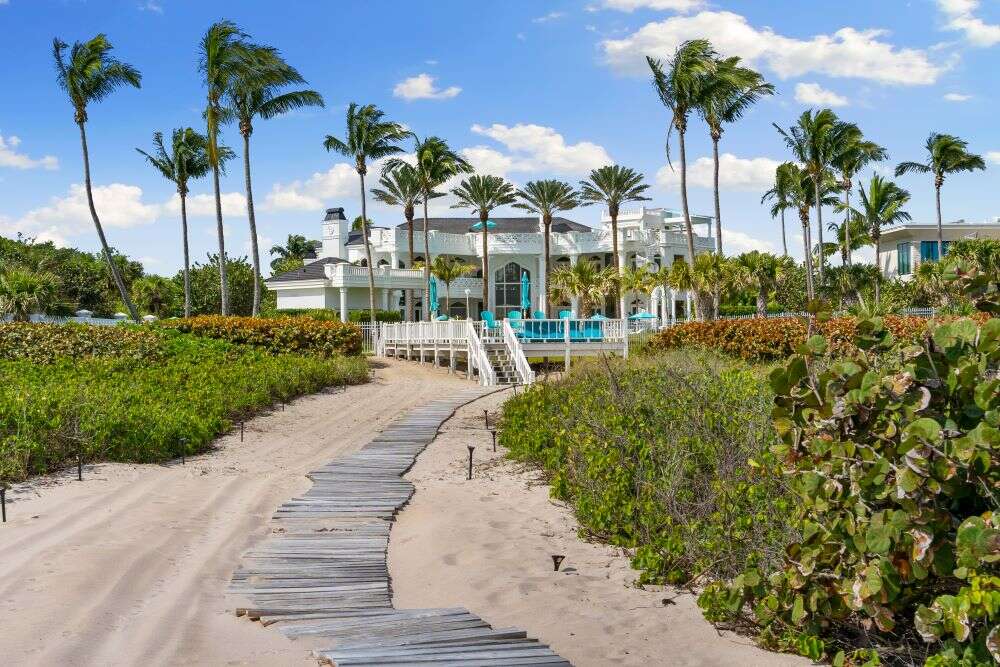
[480, 311, 499, 329]
[532, 310, 546, 320]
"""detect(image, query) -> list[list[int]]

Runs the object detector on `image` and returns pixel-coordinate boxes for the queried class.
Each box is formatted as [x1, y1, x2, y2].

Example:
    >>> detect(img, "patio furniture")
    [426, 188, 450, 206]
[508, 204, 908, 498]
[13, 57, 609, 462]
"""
[532, 310, 545, 319]
[480, 311, 499, 329]
[435, 314, 449, 321]
[558, 310, 572, 319]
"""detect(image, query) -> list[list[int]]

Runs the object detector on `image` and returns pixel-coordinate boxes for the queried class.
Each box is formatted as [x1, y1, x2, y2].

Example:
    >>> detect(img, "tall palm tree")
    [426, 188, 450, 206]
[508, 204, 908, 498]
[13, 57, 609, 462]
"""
[53, 34, 142, 322]
[548, 259, 617, 317]
[826, 214, 871, 266]
[372, 164, 432, 320]
[780, 162, 840, 299]
[269, 234, 316, 270]
[579, 165, 651, 318]
[324, 103, 410, 325]
[734, 251, 791, 317]
[386, 137, 472, 320]
[428, 256, 475, 317]
[199, 21, 274, 315]
[854, 175, 912, 302]
[227, 54, 324, 316]
[831, 130, 887, 265]
[513, 180, 580, 316]
[697, 56, 774, 255]
[647, 39, 717, 266]
[136, 128, 217, 317]
[667, 253, 735, 321]
[775, 109, 857, 286]
[761, 162, 797, 257]
[450, 175, 518, 315]
[620, 265, 656, 315]
[895, 133, 985, 258]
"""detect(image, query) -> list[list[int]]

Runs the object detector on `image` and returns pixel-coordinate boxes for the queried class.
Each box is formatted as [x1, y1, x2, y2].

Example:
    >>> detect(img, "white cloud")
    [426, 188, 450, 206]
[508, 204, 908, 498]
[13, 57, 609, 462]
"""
[469, 123, 612, 175]
[532, 11, 565, 23]
[264, 163, 360, 211]
[794, 82, 849, 107]
[943, 92, 972, 101]
[392, 73, 461, 101]
[602, 0, 704, 11]
[657, 153, 781, 191]
[986, 151, 1000, 164]
[937, 0, 1000, 47]
[138, 0, 163, 13]
[722, 229, 776, 254]
[602, 10, 945, 85]
[459, 147, 520, 179]
[0, 134, 58, 170]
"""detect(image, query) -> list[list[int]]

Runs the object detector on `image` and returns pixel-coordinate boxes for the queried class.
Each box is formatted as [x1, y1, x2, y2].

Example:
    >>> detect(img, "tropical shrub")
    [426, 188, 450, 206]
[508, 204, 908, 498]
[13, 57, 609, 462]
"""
[697, 315, 1000, 664]
[159, 315, 362, 356]
[0, 322, 163, 363]
[498, 350, 793, 584]
[0, 331, 368, 483]
[272, 308, 402, 323]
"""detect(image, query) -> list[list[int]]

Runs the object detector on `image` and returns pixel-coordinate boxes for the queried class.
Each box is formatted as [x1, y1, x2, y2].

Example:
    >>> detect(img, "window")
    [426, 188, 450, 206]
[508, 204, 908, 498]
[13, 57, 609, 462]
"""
[897, 242, 911, 275]
[673, 254, 685, 265]
[920, 241, 940, 262]
[494, 262, 529, 313]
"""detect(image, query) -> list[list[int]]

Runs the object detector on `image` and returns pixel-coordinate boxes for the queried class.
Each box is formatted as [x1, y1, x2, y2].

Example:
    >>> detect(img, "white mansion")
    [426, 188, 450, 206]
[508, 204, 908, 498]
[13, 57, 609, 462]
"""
[266, 205, 716, 321]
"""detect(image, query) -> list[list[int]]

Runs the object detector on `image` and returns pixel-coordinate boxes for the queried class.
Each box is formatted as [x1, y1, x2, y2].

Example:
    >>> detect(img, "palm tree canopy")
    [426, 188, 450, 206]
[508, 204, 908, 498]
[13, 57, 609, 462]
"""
[775, 109, 859, 181]
[384, 135, 473, 195]
[832, 133, 888, 183]
[269, 234, 316, 261]
[449, 174, 517, 219]
[761, 162, 798, 219]
[854, 175, 912, 239]
[894, 132, 986, 183]
[371, 163, 441, 214]
[225, 53, 324, 135]
[734, 251, 792, 290]
[548, 259, 617, 315]
[323, 103, 410, 175]
[0, 266, 60, 321]
[827, 214, 872, 253]
[620, 265, 657, 296]
[646, 39, 717, 133]
[578, 165, 651, 218]
[698, 55, 774, 138]
[53, 34, 142, 122]
[778, 162, 840, 217]
[513, 180, 580, 221]
[135, 128, 216, 196]
[428, 256, 475, 284]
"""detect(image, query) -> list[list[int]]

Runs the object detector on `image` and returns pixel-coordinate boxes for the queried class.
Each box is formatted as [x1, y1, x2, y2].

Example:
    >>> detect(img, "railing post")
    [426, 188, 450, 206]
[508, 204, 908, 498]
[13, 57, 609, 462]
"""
[564, 318, 571, 372]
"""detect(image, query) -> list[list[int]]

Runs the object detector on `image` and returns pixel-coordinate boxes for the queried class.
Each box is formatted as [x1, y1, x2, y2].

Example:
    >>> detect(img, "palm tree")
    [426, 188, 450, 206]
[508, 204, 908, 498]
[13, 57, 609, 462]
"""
[226, 52, 324, 316]
[826, 214, 871, 266]
[428, 256, 475, 317]
[386, 137, 472, 320]
[775, 109, 857, 286]
[652, 263, 674, 320]
[620, 265, 656, 315]
[579, 165, 651, 318]
[548, 259, 617, 317]
[947, 238, 1000, 276]
[131, 275, 180, 318]
[647, 40, 717, 266]
[667, 253, 735, 321]
[831, 131, 886, 265]
[895, 133, 985, 258]
[780, 162, 840, 299]
[269, 234, 316, 270]
[136, 128, 215, 317]
[761, 162, 797, 258]
[199, 21, 274, 315]
[697, 56, 774, 255]
[513, 180, 580, 316]
[854, 175, 912, 302]
[324, 103, 410, 325]
[0, 267, 60, 322]
[450, 175, 518, 314]
[735, 251, 791, 317]
[53, 35, 142, 322]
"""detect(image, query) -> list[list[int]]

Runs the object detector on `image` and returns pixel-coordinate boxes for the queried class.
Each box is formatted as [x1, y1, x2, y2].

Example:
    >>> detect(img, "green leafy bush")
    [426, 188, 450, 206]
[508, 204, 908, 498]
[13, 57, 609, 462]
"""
[159, 315, 362, 356]
[498, 350, 793, 584]
[0, 322, 163, 363]
[697, 316, 1000, 664]
[0, 332, 368, 483]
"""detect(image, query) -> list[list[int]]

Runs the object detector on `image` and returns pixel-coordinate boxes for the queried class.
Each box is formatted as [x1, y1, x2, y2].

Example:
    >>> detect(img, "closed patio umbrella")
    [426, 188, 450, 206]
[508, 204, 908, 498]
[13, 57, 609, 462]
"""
[520, 271, 531, 314]
[628, 311, 656, 320]
[429, 276, 439, 317]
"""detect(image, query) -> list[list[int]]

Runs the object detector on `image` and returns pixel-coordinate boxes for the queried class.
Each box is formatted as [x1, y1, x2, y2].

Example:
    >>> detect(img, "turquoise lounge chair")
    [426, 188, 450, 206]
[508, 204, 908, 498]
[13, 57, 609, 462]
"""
[532, 310, 546, 320]
[435, 314, 449, 321]
[507, 311, 526, 335]
[480, 311, 499, 329]
[558, 310, 572, 319]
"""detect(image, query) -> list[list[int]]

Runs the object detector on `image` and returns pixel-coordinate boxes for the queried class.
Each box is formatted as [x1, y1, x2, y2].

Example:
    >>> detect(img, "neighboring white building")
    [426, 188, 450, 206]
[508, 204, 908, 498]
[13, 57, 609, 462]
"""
[879, 219, 1000, 280]
[266, 206, 715, 321]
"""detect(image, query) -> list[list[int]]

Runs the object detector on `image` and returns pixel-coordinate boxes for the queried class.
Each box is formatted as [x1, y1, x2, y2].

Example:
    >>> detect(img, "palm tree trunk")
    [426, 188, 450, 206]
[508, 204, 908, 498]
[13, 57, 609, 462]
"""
[422, 198, 431, 321]
[780, 210, 788, 257]
[543, 216, 551, 317]
[444, 280, 450, 317]
[712, 133, 722, 256]
[935, 181, 944, 258]
[78, 121, 140, 322]
[359, 171, 376, 326]
[802, 214, 814, 299]
[481, 212, 490, 316]
[180, 191, 191, 318]
[211, 158, 229, 316]
[875, 234, 881, 303]
[406, 212, 415, 321]
[610, 213, 621, 318]
[813, 178, 825, 288]
[844, 185, 852, 266]
[757, 286, 767, 318]
[242, 132, 262, 317]
[679, 128, 697, 269]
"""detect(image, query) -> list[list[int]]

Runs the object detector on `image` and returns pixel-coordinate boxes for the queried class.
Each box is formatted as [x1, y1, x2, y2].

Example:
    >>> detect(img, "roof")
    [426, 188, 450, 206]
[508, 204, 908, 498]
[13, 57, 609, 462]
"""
[881, 221, 1000, 238]
[266, 256, 347, 283]
[393, 216, 591, 235]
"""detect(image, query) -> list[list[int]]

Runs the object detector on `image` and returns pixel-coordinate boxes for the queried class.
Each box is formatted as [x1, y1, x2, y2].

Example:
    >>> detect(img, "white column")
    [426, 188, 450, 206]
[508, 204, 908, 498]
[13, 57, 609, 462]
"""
[618, 242, 627, 318]
[536, 253, 546, 315]
[339, 288, 348, 323]
[685, 291, 692, 321]
[380, 288, 389, 311]
[390, 251, 398, 269]
[568, 254, 580, 316]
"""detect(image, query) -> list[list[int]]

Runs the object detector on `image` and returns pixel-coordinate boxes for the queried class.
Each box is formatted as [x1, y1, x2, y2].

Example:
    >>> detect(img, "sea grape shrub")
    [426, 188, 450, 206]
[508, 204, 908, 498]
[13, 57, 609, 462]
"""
[160, 315, 362, 356]
[0, 322, 164, 364]
[498, 351, 793, 585]
[698, 316, 1000, 664]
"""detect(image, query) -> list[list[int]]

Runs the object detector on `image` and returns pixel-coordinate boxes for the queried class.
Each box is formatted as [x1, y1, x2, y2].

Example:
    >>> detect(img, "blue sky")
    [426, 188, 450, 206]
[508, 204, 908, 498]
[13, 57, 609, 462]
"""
[2, 0, 1000, 275]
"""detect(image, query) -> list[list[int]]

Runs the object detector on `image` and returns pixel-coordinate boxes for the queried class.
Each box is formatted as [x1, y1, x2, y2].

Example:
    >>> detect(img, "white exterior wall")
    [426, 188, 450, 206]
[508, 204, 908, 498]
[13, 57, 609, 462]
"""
[274, 286, 330, 310]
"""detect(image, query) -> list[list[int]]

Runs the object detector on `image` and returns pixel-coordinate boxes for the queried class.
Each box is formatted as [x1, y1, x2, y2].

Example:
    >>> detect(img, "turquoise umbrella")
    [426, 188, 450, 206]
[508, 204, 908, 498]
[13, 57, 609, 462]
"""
[520, 272, 531, 312]
[428, 276, 439, 317]
[628, 311, 656, 320]
[469, 219, 498, 232]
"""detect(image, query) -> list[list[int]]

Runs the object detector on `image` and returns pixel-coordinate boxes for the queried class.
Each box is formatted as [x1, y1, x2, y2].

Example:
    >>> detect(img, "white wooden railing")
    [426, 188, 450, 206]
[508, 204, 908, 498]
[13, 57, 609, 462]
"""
[502, 320, 535, 385]
[466, 321, 496, 386]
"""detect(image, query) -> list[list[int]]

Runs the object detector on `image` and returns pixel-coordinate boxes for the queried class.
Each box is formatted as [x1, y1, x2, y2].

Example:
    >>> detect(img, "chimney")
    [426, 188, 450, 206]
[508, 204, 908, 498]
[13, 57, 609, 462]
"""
[322, 207, 350, 259]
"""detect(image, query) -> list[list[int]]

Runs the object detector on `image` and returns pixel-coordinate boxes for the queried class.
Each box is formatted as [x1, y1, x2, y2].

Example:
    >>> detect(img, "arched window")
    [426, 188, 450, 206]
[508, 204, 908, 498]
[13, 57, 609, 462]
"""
[377, 259, 390, 267]
[359, 258, 368, 267]
[494, 262, 528, 312]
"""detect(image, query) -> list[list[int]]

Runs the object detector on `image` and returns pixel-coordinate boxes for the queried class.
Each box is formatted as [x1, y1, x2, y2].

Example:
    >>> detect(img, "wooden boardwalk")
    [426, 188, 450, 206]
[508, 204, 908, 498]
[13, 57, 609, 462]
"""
[231, 387, 571, 666]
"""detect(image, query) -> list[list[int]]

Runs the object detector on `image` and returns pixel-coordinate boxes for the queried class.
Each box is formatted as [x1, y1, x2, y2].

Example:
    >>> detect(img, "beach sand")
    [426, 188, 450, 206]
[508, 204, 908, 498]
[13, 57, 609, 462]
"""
[389, 388, 809, 667]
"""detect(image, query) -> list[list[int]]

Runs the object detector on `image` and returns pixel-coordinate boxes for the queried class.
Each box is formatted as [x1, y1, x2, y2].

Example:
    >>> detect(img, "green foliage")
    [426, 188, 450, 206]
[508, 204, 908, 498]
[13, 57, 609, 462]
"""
[498, 350, 793, 584]
[0, 330, 367, 483]
[180, 253, 258, 316]
[698, 314, 1000, 663]
[0, 266, 61, 321]
[159, 315, 362, 356]
[347, 309, 402, 323]
[0, 322, 162, 364]
[131, 274, 181, 317]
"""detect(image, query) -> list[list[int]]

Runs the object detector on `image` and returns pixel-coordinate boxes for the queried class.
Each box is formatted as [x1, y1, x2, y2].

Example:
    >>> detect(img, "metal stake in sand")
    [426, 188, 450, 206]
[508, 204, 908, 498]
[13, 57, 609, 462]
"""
[77, 448, 83, 481]
[1, 486, 6, 523]
[180, 437, 187, 465]
[467, 445, 475, 480]
[490, 430, 497, 452]
[483, 409, 489, 429]
[551, 554, 566, 571]
[240, 420, 245, 442]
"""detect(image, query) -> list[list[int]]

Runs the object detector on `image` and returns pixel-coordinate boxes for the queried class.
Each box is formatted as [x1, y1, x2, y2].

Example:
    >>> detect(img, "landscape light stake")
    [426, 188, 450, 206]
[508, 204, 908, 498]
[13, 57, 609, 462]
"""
[551, 555, 565, 571]
[467, 445, 475, 480]
[1, 487, 6, 523]
[77, 450, 83, 481]
[180, 437, 187, 465]
[240, 420, 245, 442]
[483, 409, 489, 429]
[491, 430, 497, 452]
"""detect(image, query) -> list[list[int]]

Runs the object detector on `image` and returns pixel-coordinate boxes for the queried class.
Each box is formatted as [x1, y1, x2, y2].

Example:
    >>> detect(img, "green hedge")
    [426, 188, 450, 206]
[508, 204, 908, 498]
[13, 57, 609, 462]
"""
[158, 315, 362, 356]
[0, 332, 368, 482]
[0, 322, 163, 364]
[498, 350, 793, 584]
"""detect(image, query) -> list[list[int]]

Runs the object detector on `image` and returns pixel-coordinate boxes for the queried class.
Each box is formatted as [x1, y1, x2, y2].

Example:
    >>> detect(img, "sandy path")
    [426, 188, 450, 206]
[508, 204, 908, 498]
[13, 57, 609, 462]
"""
[0, 359, 469, 666]
[389, 390, 809, 667]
